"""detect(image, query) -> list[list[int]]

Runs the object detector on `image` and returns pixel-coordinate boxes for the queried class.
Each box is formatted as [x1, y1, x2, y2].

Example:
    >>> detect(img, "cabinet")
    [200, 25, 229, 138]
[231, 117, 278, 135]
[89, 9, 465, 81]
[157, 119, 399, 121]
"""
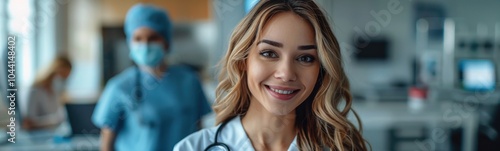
[100, 0, 212, 25]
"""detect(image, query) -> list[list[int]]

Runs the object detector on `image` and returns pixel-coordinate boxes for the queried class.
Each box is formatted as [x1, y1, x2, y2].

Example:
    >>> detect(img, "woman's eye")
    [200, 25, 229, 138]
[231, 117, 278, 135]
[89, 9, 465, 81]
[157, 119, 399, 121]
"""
[297, 55, 315, 63]
[259, 50, 278, 58]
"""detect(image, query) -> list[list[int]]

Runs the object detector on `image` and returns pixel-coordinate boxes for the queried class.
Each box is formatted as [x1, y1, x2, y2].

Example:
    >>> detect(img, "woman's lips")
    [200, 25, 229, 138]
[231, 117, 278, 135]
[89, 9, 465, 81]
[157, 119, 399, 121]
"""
[265, 85, 300, 101]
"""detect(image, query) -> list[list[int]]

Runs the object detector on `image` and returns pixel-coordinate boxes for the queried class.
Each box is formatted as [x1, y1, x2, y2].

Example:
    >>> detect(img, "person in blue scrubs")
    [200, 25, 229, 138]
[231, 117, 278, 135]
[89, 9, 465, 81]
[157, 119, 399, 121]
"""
[92, 4, 211, 151]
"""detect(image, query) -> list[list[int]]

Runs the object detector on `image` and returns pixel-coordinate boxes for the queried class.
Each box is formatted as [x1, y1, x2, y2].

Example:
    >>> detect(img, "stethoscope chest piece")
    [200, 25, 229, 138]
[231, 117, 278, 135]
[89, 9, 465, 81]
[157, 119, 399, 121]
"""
[204, 143, 230, 151]
[205, 119, 231, 151]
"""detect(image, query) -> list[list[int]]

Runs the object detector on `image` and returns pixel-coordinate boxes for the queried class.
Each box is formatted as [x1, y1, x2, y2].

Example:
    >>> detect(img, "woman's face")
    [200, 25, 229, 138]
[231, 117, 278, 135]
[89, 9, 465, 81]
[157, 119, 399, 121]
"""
[131, 27, 168, 50]
[246, 12, 320, 116]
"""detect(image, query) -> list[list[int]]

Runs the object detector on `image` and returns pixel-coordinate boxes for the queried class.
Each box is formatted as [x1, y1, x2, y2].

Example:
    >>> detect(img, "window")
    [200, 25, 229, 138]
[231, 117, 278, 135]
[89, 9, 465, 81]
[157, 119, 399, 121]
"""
[1, 0, 6, 105]
[7, 0, 35, 90]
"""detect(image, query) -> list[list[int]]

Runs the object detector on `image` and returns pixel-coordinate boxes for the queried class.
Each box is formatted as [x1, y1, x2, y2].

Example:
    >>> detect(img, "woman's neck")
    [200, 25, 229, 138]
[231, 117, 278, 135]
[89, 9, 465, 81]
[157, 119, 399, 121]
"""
[241, 99, 297, 151]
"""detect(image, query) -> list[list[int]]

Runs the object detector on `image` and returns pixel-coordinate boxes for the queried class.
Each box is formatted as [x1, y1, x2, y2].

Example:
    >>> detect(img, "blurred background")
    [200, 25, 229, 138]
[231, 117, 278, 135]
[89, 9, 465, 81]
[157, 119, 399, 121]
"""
[0, 0, 499, 150]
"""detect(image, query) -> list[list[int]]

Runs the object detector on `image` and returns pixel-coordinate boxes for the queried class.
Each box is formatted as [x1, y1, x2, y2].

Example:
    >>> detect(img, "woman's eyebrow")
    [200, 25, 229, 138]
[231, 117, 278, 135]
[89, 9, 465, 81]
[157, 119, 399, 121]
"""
[298, 45, 317, 50]
[258, 39, 283, 48]
[258, 39, 317, 50]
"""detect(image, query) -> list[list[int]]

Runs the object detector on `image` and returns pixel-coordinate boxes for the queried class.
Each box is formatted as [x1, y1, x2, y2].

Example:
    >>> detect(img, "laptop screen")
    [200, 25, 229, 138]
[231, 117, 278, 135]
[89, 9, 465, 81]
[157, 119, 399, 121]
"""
[65, 103, 100, 135]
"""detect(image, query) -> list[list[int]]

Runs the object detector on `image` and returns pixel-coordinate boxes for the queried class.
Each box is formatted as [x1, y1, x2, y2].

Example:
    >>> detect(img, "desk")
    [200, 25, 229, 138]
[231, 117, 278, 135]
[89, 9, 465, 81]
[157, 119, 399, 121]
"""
[351, 101, 478, 151]
[0, 130, 100, 151]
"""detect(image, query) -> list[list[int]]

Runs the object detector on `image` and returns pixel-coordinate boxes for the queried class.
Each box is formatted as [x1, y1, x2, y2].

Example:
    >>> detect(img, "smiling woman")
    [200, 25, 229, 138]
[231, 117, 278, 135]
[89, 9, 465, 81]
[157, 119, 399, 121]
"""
[174, 0, 369, 151]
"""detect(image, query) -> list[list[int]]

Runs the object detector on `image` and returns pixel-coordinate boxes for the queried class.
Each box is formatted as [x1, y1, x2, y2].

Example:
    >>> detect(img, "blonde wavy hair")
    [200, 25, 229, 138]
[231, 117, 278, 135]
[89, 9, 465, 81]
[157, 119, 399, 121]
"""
[214, 0, 369, 150]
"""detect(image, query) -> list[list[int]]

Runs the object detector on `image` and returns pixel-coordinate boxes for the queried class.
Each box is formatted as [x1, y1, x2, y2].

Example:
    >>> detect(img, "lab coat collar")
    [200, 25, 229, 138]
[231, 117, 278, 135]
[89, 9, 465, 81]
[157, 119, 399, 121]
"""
[221, 116, 299, 151]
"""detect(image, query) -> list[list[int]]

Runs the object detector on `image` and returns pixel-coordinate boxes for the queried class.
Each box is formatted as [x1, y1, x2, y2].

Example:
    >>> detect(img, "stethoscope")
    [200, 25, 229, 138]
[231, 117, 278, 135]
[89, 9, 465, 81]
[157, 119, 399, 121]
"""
[204, 119, 231, 151]
[134, 67, 153, 126]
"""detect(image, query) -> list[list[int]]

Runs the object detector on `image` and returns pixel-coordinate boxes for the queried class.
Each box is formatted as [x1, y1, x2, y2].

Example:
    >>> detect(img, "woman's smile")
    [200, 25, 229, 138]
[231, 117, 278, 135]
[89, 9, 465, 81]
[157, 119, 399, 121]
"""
[264, 84, 301, 101]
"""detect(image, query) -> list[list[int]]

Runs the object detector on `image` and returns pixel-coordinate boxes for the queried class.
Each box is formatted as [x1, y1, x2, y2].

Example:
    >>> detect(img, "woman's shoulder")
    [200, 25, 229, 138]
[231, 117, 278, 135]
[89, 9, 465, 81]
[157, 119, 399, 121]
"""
[29, 85, 45, 93]
[175, 116, 246, 151]
[173, 126, 218, 151]
[27, 85, 49, 99]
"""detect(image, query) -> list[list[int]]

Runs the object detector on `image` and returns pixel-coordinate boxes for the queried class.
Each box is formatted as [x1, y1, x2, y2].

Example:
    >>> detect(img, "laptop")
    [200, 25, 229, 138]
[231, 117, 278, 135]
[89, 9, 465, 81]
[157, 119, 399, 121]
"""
[65, 103, 100, 136]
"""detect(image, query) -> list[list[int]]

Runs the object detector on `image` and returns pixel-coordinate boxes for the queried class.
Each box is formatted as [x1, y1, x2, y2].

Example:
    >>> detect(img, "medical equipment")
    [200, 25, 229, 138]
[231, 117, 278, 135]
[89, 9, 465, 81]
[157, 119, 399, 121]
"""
[204, 120, 231, 151]
[134, 67, 147, 125]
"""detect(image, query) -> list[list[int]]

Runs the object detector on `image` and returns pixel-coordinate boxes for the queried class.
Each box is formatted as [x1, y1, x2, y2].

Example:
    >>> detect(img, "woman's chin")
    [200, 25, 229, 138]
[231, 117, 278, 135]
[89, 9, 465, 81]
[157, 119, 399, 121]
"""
[264, 105, 295, 116]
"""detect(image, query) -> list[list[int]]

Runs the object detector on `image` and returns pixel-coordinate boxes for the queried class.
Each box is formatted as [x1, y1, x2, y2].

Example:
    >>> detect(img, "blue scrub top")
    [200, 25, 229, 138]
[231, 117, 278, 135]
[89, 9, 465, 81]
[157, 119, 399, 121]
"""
[92, 65, 211, 151]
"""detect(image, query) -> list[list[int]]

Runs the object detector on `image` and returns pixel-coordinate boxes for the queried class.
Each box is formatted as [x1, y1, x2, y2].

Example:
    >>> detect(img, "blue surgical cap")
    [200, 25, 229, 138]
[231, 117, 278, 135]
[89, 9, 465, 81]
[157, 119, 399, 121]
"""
[124, 4, 172, 46]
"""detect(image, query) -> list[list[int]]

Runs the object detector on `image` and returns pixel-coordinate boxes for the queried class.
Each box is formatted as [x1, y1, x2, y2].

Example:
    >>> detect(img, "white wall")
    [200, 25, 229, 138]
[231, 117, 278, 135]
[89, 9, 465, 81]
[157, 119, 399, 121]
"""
[324, 0, 415, 90]
[211, 0, 246, 80]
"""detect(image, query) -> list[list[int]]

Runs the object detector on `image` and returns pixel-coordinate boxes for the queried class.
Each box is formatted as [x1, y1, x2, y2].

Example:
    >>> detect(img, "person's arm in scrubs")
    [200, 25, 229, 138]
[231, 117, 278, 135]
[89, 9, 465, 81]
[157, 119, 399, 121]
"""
[180, 66, 212, 129]
[92, 82, 125, 151]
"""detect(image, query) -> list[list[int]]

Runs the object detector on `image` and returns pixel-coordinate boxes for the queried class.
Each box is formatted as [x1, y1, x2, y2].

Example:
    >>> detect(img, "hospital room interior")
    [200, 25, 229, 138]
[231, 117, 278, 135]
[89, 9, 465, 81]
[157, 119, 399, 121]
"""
[0, 0, 499, 150]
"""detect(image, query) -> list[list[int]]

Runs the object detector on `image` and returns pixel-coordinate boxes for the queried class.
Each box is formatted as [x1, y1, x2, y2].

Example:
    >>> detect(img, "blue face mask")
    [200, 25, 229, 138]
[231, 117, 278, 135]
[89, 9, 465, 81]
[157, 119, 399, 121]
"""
[129, 42, 166, 67]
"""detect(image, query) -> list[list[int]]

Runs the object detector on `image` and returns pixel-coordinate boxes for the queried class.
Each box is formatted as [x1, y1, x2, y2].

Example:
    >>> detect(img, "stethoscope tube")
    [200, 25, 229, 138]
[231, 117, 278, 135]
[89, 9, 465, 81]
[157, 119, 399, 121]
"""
[134, 67, 153, 126]
[204, 120, 231, 151]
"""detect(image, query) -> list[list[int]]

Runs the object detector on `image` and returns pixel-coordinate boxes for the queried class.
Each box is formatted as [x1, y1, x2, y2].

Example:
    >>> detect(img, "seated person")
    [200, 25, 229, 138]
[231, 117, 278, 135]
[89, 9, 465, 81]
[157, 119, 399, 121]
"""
[22, 56, 72, 131]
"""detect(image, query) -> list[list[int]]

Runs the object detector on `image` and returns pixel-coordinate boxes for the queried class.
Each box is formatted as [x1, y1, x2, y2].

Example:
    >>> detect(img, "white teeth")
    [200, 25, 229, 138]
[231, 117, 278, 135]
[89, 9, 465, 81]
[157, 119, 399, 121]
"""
[270, 87, 294, 94]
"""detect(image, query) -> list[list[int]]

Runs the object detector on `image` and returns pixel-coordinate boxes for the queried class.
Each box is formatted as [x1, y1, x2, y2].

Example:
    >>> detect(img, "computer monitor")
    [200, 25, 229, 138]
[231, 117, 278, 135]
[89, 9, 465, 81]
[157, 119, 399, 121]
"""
[458, 59, 496, 91]
[354, 38, 390, 61]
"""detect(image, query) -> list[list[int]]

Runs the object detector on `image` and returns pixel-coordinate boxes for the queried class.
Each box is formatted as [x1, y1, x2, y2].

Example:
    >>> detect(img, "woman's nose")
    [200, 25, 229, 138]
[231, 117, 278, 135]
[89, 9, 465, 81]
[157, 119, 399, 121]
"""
[273, 60, 297, 82]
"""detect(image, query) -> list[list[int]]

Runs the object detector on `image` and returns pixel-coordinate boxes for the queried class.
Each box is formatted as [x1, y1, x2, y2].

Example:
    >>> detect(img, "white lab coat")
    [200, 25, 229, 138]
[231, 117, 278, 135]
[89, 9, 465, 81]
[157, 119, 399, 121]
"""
[174, 116, 300, 151]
